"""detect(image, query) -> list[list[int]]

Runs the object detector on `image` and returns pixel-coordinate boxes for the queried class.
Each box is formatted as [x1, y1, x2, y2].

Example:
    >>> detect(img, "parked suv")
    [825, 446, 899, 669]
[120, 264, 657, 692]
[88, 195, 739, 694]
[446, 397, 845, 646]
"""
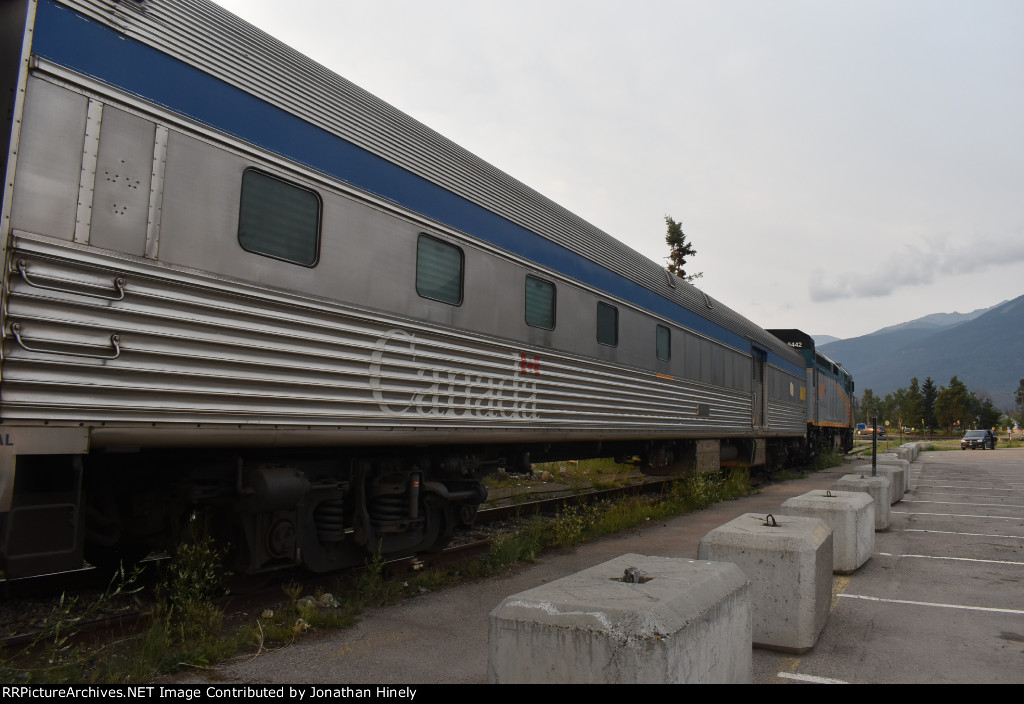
[961, 429, 997, 450]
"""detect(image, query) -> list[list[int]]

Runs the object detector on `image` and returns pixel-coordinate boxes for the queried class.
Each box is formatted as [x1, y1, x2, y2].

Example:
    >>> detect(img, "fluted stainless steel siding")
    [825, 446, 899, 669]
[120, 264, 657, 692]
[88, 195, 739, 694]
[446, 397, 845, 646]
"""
[57, 0, 803, 367]
[3, 234, 807, 446]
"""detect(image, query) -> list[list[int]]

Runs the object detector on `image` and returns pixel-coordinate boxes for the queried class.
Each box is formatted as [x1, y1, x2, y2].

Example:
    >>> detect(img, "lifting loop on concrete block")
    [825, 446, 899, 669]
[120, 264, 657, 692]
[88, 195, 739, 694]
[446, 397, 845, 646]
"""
[825, 490, 833, 497]
[619, 567, 652, 584]
[763, 513, 778, 527]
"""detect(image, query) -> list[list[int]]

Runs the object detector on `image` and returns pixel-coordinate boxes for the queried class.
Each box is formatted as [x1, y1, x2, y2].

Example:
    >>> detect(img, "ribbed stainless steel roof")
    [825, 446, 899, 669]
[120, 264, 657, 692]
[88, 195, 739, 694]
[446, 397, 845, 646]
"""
[60, 0, 801, 365]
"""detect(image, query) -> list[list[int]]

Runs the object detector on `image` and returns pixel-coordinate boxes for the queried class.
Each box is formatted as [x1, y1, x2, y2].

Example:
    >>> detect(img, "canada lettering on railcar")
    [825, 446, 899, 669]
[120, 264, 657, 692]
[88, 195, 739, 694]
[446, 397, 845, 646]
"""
[369, 329, 541, 420]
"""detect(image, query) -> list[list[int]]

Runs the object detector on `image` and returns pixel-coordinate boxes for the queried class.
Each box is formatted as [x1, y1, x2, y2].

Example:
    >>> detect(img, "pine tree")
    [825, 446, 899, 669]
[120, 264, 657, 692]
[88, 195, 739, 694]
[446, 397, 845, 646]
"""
[859, 389, 880, 424]
[1015, 378, 1024, 421]
[664, 216, 702, 282]
[902, 377, 924, 430]
[921, 377, 938, 430]
[935, 376, 971, 434]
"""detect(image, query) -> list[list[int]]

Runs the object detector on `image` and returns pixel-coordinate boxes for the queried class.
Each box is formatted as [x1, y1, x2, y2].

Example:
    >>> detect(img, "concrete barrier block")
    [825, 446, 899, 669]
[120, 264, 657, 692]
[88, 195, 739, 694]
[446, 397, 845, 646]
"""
[887, 446, 913, 461]
[781, 490, 874, 573]
[877, 455, 913, 490]
[697, 513, 831, 653]
[901, 443, 919, 462]
[488, 553, 752, 683]
[834, 473, 891, 529]
[854, 463, 905, 502]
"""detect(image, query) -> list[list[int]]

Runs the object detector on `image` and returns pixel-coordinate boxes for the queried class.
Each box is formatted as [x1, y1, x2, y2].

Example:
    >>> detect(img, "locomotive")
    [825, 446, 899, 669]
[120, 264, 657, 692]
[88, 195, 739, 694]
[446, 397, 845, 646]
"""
[766, 329, 855, 456]
[0, 0, 852, 580]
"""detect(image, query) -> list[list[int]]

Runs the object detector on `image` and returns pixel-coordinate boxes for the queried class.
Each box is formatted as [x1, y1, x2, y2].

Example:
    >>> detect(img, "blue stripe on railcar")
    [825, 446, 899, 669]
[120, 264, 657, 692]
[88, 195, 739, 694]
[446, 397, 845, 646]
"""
[32, 0, 803, 377]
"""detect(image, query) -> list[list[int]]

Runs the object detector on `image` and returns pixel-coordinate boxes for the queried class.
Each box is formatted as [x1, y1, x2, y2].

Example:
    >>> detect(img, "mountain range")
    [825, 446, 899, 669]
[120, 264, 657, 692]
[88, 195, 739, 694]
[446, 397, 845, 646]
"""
[814, 294, 1024, 412]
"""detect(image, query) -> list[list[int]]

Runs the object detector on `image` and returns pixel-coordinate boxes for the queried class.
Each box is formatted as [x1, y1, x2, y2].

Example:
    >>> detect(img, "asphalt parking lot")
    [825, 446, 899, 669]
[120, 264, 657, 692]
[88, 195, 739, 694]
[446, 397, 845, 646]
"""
[753, 448, 1024, 684]
[166, 447, 1024, 685]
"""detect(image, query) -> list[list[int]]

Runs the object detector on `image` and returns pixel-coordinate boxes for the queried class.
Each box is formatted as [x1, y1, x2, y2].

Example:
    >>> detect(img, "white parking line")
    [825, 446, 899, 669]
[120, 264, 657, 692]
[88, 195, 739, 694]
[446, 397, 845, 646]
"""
[890, 511, 1024, 520]
[909, 492, 1021, 500]
[877, 552, 1024, 567]
[917, 478, 1018, 483]
[921, 479, 1024, 483]
[777, 672, 848, 684]
[901, 499, 1024, 509]
[925, 471, 1022, 474]
[915, 485, 1018, 491]
[838, 593, 1024, 615]
[902, 528, 1024, 540]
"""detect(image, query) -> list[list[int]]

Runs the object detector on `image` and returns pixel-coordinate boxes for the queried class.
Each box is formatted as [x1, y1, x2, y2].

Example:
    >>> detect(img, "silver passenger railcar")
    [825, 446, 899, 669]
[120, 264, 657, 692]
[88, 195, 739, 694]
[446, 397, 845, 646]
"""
[0, 0, 812, 578]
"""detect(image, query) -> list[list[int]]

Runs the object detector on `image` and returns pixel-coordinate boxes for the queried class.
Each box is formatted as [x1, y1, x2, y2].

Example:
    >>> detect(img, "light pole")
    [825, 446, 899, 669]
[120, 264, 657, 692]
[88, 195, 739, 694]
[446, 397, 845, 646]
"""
[871, 415, 877, 476]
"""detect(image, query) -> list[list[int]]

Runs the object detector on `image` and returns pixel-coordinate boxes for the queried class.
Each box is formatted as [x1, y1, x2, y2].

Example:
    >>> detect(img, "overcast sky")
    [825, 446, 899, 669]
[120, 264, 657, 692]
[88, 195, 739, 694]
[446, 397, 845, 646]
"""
[216, 0, 1023, 341]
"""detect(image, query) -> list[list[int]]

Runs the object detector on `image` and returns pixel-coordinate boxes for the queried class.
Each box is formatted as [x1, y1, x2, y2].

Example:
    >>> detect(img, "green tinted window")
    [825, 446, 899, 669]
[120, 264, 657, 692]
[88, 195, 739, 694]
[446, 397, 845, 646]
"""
[525, 276, 555, 329]
[597, 302, 618, 346]
[656, 324, 671, 361]
[416, 234, 463, 305]
[238, 169, 320, 266]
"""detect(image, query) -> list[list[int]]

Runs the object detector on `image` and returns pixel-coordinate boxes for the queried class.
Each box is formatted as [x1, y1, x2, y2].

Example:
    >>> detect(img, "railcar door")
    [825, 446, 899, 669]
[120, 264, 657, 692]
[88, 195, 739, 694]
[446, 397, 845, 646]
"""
[752, 347, 766, 427]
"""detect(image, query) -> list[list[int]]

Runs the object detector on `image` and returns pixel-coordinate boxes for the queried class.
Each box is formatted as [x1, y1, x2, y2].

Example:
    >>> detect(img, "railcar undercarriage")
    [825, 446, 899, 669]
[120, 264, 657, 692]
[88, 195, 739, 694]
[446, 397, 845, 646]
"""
[807, 424, 854, 455]
[132, 450, 487, 576]
[0, 434, 819, 579]
[0, 447, 491, 579]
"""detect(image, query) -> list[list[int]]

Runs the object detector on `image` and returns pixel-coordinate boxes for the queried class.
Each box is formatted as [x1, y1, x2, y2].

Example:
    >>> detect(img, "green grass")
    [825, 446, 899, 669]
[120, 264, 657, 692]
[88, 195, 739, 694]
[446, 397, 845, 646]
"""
[811, 448, 845, 471]
[856, 435, 1024, 451]
[485, 457, 642, 500]
[0, 566, 145, 684]
[477, 467, 752, 572]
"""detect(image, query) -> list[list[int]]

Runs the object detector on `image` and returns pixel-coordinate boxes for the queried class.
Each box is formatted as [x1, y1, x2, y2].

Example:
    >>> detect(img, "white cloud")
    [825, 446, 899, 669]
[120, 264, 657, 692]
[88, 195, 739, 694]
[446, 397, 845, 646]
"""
[810, 232, 1024, 302]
